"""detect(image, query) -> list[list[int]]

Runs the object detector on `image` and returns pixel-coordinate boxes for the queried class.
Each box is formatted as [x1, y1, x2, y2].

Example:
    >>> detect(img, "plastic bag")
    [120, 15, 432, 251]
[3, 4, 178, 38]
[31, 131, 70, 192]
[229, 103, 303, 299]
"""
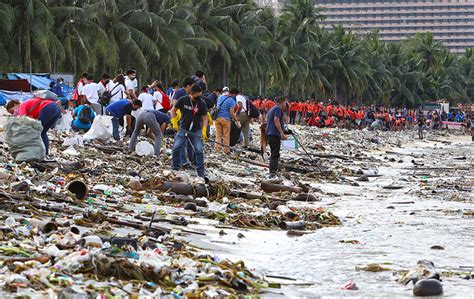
[136, 141, 154, 156]
[83, 115, 113, 142]
[55, 113, 72, 132]
[4, 116, 45, 161]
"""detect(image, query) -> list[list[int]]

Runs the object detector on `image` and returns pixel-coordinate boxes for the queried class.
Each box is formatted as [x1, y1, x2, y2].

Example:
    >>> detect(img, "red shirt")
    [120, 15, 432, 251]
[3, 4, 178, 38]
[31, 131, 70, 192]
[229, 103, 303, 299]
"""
[18, 98, 56, 119]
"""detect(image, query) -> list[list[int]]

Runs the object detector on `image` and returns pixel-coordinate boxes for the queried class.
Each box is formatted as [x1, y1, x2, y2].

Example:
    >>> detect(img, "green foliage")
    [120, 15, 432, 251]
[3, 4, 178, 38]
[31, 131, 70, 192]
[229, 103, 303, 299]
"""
[0, 0, 472, 106]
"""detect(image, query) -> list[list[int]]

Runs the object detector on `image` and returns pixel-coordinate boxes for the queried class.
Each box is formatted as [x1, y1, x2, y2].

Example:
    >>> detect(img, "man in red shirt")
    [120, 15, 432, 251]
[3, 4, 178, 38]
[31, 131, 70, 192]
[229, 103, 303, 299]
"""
[290, 101, 298, 124]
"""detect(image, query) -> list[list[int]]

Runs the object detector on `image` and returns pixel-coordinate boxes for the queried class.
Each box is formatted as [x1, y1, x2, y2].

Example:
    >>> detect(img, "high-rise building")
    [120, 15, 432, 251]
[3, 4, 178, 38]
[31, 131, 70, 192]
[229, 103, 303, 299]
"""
[254, 0, 474, 53]
[316, 0, 474, 53]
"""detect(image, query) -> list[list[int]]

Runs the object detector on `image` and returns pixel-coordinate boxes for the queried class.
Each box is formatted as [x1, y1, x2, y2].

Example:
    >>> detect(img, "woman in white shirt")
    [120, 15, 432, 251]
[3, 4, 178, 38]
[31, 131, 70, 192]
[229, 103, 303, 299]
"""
[106, 74, 126, 104]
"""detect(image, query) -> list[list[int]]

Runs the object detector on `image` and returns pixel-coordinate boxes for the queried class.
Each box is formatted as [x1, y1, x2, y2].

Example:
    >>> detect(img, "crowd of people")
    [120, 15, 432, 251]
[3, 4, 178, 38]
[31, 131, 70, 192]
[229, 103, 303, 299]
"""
[4, 68, 473, 179]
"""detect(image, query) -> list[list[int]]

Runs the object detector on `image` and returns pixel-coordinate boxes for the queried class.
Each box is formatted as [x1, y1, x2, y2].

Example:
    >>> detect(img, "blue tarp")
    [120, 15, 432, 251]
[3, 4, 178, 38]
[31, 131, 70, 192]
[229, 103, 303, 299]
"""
[12, 73, 53, 90]
[3, 73, 74, 99]
[0, 90, 35, 105]
[0, 93, 6, 106]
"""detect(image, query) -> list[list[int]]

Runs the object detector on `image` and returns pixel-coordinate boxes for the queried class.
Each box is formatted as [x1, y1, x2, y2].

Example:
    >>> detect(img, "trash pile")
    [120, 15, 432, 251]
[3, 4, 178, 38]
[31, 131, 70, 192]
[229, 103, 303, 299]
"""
[0, 115, 464, 297]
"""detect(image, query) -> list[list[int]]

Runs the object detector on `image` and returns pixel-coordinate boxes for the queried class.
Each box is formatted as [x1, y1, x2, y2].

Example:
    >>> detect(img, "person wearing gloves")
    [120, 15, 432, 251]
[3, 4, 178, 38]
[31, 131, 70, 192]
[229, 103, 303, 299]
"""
[215, 88, 240, 153]
[129, 110, 170, 157]
[6, 91, 63, 156]
[170, 85, 208, 178]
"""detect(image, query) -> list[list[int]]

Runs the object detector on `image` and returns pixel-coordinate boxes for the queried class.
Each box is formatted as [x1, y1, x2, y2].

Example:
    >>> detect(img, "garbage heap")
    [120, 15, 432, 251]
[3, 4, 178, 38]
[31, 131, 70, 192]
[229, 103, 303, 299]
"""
[0, 122, 448, 297]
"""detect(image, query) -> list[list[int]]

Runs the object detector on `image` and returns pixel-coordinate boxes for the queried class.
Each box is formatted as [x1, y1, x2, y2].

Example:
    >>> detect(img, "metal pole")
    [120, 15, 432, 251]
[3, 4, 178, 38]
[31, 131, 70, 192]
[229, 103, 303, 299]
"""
[29, 60, 33, 93]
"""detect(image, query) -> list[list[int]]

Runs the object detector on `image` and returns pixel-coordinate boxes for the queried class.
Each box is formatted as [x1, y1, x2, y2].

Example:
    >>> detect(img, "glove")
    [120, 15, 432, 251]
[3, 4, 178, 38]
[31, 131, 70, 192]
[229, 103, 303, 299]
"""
[202, 126, 208, 142]
[171, 117, 179, 131]
[207, 112, 213, 126]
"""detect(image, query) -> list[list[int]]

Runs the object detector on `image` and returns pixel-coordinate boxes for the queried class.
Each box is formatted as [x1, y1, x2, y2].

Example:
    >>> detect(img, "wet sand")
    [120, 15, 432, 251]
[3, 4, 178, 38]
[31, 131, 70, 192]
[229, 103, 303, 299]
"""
[185, 135, 473, 298]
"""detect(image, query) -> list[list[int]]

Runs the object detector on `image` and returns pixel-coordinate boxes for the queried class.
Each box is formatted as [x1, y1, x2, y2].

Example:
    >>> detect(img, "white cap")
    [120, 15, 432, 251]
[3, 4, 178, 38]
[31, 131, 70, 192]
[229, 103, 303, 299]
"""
[223, 86, 229, 92]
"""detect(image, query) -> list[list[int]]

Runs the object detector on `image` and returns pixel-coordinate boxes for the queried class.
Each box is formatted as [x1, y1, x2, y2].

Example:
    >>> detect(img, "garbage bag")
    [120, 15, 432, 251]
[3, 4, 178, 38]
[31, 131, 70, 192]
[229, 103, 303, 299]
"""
[83, 115, 113, 142]
[136, 141, 154, 156]
[55, 113, 72, 132]
[4, 116, 45, 161]
[230, 121, 241, 146]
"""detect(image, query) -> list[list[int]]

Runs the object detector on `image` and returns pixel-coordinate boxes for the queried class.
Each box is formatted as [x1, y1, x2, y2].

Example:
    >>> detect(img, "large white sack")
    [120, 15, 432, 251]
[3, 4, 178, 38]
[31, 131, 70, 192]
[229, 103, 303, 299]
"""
[5, 116, 45, 161]
[55, 113, 72, 132]
[83, 115, 114, 142]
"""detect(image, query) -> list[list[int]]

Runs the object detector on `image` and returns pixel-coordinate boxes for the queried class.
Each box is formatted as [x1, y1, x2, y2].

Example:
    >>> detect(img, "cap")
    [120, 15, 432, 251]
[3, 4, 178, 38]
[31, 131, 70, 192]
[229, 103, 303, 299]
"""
[223, 86, 230, 92]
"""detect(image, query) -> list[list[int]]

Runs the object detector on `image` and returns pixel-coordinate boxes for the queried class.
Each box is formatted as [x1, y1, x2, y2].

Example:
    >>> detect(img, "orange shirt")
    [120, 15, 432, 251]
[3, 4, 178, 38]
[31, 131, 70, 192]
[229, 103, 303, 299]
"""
[253, 100, 261, 109]
[326, 105, 333, 116]
[290, 102, 299, 111]
[297, 103, 305, 112]
[266, 100, 276, 110]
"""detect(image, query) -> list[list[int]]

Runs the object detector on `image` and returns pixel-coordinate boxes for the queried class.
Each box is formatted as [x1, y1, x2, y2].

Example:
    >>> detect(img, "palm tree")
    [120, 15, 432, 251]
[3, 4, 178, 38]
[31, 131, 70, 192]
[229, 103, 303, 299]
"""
[326, 26, 370, 105]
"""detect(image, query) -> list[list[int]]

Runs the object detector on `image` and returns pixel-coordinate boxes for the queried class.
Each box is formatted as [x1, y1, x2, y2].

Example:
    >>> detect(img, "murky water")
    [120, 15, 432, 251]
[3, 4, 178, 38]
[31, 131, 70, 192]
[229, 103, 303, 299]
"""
[188, 136, 473, 298]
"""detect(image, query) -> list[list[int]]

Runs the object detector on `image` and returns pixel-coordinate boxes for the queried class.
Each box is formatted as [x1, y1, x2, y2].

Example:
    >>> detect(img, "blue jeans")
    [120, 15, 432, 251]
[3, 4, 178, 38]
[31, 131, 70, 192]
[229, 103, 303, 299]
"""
[111, 116, 120, 140]
[172, 130, 205, 176]
[38, 103, 62, 155]
[178, 135, 196, 166]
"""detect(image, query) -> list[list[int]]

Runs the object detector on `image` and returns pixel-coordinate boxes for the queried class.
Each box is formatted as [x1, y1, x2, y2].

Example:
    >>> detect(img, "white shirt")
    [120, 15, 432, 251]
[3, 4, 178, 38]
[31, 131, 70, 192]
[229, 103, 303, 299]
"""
[77, 81, 84, 96]
[107, 81, 125, 103]
[138, 93, 155, 111]
[236, 95, 247, 112]
[153, 91, 163, 110]
[125, 78, 135, 99]
[98, 81, 107, 96]
[80, 82, 100, 104]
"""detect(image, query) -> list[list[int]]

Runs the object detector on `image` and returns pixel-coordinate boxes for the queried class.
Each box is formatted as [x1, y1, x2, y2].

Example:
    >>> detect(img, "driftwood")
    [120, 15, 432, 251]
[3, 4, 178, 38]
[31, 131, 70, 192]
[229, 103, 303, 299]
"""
[313, 153, 350, 161]
[230, 190, 289, 202]
[160, 182, 211, 197]
[157, 194, 208, 207]
[292, 193, 320, 202]
[383, 186, 404, 190]
[261, 182, 303, 194]
[28, 202, 170, 235]
[404, 167, 470, 171]
[29, 161, 83, 173]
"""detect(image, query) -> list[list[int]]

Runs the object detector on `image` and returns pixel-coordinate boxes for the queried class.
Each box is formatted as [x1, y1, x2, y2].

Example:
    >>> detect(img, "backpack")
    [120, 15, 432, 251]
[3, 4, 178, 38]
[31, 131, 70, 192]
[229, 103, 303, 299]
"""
[246, 99, 260, 119]
[99, 83, 120, 106]
[211, 96, 230, 120]
[78, 106, 92, 124]
[159, 90, 171, 111]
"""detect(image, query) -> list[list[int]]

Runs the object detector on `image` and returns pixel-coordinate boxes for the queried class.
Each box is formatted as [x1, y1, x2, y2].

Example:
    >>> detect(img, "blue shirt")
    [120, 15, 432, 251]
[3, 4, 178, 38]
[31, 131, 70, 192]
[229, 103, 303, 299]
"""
[216, 95, 236, 120]
[166, 87, 174, 96]
[72, 105, 96, 130]
[173, 88, 187, 101]
[51, 84, 64, 97]
[149, 110, 171, 125]
[266, 106, 285, 137]
[106, 100, 132, 118]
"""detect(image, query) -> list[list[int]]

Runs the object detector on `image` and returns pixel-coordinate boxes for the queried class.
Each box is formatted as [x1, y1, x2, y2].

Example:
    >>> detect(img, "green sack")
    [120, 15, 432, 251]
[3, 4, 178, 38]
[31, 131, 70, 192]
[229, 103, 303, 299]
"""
[5, 116, 45, 161]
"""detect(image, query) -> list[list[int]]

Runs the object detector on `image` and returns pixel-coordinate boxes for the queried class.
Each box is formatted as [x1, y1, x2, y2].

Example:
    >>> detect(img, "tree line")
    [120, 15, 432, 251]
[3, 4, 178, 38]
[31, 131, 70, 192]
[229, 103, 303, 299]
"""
[0, 0, 473, 107]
